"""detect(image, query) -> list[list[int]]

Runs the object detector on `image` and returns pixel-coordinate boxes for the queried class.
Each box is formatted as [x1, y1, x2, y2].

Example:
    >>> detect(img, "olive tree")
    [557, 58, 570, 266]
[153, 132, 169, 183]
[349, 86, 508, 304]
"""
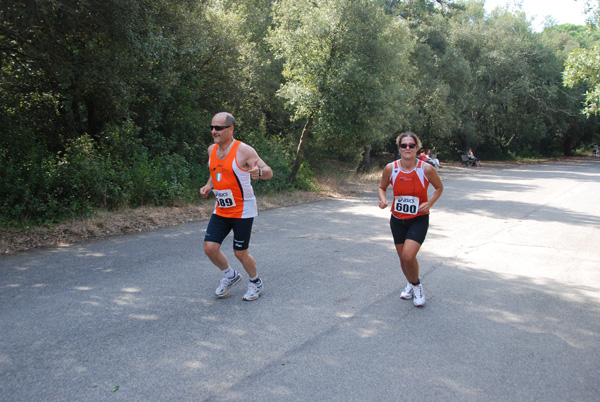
[268, 0, 414, 181]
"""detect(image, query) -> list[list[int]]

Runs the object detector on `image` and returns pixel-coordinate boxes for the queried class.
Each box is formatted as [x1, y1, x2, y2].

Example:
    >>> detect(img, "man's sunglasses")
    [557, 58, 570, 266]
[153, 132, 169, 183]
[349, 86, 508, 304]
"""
[210, 125, 232, 131]
[399, 143, 417, 149]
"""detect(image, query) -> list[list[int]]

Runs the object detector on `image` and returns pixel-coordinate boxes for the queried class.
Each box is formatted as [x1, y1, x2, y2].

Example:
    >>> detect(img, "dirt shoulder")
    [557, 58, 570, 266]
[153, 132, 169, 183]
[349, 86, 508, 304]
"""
[0, 172, 379, 255]
[0, 157, 579, 255]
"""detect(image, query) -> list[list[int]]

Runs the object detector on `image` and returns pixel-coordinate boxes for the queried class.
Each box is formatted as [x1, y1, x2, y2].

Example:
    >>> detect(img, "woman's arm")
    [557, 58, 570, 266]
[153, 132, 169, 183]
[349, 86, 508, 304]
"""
[378, 163, 393, 209]
[420, 164, 443, 213]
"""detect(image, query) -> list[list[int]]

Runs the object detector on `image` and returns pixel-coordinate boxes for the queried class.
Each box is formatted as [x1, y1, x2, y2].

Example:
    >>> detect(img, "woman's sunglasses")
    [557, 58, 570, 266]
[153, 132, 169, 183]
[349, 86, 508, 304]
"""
[399, 143, 417, 149]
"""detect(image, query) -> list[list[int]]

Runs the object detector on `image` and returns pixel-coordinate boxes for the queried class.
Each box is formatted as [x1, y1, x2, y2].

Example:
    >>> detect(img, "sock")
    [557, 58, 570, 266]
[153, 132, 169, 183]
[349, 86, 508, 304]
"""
[411, 280, 420, 286]
[250, 275, 261, 283]
[223, 267, 236, 279]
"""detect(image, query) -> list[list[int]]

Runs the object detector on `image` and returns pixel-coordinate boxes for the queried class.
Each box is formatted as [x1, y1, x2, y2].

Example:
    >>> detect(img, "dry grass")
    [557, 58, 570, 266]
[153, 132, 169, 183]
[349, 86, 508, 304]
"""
[0, 166, 381, 255]
[4, 155, 570, 255]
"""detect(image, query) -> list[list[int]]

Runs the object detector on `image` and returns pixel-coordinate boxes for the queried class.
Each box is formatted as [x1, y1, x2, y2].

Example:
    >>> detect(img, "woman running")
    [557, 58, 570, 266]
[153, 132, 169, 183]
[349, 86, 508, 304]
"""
[378, 132, 444, 307]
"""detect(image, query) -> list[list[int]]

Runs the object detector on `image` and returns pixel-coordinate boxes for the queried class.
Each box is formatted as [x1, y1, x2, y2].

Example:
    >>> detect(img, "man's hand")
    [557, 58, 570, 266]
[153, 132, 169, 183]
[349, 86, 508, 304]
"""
[199, 185, 212, 198]
[249, 160, 262, 180]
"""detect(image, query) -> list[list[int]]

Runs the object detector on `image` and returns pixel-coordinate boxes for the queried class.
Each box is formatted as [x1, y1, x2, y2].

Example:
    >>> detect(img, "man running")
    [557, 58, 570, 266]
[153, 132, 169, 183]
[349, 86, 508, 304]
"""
[200, 112, 273, 301]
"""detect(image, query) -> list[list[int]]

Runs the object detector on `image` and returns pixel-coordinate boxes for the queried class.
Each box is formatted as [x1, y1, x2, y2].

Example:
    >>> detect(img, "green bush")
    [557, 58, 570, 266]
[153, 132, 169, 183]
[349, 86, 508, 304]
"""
[0, 147, 48, 226]
[292, 162, 318, 191]
[237, 131, 296, 194]
[0, 122, 316, 228]
[0, 122, 209, 227]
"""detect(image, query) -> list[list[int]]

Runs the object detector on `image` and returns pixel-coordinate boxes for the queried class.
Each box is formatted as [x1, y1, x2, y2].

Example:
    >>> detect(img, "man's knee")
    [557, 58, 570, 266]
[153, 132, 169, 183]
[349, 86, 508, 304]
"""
[204, 241, 221, 257]
[234, 248, 251, 262]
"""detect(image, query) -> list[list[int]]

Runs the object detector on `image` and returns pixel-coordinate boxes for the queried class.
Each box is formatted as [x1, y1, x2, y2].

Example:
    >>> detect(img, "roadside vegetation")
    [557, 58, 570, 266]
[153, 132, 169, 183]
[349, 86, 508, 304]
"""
[2, 0, 600, 233]
[0, 160, 383, 254]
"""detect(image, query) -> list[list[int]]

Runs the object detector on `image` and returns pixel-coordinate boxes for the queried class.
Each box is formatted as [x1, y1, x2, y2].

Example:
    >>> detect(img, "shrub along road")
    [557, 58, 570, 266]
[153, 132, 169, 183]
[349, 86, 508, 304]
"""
[1, 158, 599, 401]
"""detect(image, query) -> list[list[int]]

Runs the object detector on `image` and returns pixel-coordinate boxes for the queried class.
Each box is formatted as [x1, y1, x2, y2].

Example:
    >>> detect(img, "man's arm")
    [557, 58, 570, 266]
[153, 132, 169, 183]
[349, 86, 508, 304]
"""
[239, 143, 273, 180]
[199, 145, 215, 198]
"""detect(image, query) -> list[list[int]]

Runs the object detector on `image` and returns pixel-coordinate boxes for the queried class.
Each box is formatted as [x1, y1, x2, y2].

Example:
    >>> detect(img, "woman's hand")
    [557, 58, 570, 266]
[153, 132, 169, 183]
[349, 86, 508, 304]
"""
[418, 201, 431, 214]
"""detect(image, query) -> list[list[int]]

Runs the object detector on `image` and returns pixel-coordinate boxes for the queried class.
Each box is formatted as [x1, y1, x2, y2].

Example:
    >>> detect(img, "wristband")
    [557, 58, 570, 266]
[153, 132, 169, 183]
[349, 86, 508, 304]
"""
[258, 168, 263, 177]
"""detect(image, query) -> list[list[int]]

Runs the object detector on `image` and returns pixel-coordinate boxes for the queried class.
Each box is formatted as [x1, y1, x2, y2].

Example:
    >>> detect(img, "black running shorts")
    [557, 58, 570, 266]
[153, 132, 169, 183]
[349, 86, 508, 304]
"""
[390, 214, 429, 245]
[204, 214, 254, 250]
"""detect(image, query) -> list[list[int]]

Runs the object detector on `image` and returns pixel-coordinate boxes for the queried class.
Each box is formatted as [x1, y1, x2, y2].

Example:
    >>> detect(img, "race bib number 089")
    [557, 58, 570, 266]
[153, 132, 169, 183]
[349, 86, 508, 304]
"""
[213, 189, 237, 208]
[394, 196, 419, 215]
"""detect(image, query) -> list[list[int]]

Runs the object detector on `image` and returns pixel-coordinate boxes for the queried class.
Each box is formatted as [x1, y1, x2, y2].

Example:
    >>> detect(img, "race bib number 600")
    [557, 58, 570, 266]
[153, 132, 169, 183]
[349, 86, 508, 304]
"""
[213, 189, 237, 208]
[394, 196, 419, 215]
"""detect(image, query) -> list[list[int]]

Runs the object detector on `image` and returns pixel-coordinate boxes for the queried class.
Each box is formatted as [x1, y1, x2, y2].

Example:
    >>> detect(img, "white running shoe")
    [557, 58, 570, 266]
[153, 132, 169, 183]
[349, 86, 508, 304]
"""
[413, 283, 425, 307]
[215, 271, 241, 297]
[242, 279, 263, 301]
[400, 282, 413, 299]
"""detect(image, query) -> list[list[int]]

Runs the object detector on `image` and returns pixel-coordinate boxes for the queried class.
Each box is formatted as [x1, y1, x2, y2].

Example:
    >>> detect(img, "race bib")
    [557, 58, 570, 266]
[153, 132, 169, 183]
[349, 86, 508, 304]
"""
[213, 189, 237, 208]
[394, 195, 419, 215]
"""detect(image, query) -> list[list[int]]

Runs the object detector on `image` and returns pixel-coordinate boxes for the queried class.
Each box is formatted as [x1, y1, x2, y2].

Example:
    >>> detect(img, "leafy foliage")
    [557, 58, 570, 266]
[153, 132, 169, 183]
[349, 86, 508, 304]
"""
[1, 0, 599, 226]
[564, 44, 600, 116]
[268, 0, 415, 177]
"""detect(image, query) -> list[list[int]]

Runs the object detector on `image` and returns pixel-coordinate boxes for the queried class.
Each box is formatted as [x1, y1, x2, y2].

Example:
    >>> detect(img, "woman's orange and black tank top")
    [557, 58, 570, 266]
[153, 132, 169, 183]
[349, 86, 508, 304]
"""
[389, 159, 430, 220]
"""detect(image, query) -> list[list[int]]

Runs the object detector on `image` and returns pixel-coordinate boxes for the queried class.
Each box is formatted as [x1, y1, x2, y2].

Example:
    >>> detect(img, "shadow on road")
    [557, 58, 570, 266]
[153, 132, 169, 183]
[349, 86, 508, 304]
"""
[1, 159, 599, 400]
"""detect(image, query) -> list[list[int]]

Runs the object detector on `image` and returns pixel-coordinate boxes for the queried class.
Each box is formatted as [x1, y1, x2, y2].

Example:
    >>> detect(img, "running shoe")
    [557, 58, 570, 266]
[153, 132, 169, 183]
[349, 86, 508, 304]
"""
[242, 279, 263, 301]
[400, 282, 413, 299]
[413, 283, 425, 307]
[215, 271, 241, 297]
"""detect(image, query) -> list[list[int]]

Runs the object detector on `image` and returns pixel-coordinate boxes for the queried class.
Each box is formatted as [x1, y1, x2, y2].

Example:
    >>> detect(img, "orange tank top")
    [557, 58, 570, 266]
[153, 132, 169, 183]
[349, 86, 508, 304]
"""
[209, 141, 257, 219]
[389, 159, 430, 220]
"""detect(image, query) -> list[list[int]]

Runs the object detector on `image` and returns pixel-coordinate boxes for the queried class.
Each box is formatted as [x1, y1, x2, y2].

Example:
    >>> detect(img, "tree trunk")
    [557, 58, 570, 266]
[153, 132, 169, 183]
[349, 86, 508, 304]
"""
[288, 116, 313, 183]
[359, 146, 371, 172]
[86, 98, 101, 139]
[563, 128, 574, 156]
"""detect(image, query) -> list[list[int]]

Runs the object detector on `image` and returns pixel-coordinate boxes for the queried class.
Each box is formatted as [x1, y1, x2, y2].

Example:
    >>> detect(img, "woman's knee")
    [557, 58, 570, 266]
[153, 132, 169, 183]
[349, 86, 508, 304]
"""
[400, 253, 417, 266]
[400, 247, 421, 265]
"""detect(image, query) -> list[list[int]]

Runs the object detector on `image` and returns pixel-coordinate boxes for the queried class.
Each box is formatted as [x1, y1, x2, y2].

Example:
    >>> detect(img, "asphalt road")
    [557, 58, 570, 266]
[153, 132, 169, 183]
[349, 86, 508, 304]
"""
[1, 158, 599, 401]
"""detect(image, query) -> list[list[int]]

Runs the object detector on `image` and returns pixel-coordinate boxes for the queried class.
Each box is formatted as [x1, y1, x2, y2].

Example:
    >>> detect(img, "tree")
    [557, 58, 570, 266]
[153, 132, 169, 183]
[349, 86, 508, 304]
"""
[0, 0, 278, 224]
[398, 4, 464, 155]
[563, 44, 600, 116]
[563, 0, 600, 116]
[268, 0, 414, 181]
